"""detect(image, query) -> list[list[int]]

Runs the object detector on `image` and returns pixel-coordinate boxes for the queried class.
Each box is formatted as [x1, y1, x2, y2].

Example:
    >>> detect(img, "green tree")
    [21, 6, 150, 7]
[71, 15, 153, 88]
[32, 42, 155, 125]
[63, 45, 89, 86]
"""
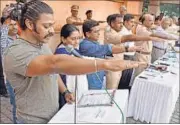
[160, 3, 180, 17]
[142, 0, 149, 13]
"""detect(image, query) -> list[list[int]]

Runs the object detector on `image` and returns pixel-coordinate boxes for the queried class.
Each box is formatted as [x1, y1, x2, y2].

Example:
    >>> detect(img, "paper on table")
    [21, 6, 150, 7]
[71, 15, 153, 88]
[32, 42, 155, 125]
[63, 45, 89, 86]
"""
[78, 90, 116, 107]
[77, 107, 108, 123]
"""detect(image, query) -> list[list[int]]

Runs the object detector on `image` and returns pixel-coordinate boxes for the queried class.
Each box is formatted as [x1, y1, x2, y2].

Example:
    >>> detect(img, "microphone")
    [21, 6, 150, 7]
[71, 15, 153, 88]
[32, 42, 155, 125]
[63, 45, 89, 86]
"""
[65, 45, 83, 58]
[65, 45, 81, 123]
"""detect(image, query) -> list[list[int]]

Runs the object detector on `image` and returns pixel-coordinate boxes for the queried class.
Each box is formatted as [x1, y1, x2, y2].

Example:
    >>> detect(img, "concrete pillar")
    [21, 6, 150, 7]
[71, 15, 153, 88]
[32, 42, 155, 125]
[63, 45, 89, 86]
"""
[126, 1, 143, 21]
[148, 0, 160, 16]
[127, 1, 143, 16]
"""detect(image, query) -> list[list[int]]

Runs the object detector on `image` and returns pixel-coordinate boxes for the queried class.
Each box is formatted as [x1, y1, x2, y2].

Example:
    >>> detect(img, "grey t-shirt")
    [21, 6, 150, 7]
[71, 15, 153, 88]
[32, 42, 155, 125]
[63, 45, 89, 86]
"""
[3, 39, 59, 123]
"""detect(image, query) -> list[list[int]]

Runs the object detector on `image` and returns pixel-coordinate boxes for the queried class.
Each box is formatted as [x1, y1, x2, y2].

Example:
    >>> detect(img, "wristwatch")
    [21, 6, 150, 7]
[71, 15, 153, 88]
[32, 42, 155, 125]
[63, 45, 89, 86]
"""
[62, 90, 71, 96]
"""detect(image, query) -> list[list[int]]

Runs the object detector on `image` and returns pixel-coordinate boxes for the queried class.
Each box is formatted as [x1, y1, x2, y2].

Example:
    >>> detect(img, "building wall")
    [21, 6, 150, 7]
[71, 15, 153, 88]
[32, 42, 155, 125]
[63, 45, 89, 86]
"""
[44, 1, 121, 26]
[0, 0, 143, 41]
[1, 0, 144, 25]
[1, 0, 122, 42]
[1, 1, 122, 27]
[126, 1, 143, 21]
[148, 0, 179, 16]
[148, 0, 160, 16]
[160, 0, 179, 4]
[127, 1, 143, 16]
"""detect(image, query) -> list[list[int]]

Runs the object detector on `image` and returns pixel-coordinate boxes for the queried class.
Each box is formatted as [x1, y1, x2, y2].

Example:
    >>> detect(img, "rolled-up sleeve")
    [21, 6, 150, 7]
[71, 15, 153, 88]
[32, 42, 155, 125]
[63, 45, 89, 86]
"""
[155, 29, 179, 40]
[3, 47, 39, 76]
[79, 41, 112, 57]
[104, 30, 122, 45]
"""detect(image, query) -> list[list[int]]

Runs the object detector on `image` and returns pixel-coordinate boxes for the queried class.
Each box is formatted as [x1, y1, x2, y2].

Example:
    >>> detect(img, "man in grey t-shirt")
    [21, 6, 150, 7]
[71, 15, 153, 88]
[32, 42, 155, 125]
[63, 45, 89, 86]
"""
[4, 39, 61, 123]
[3, 1, 147, 123]
[3, 1, 75, 123]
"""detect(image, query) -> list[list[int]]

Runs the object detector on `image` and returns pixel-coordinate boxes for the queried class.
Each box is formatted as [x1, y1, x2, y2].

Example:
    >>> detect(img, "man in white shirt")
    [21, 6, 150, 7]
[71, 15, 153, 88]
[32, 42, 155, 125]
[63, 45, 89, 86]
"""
[166, 16, 179, 35]
[120, 14, 135, 57]
[104, 14, 160, 89]
[152, 17, 178, 62]
[118, 14, 135, 90]
[66, 5, 84, 37]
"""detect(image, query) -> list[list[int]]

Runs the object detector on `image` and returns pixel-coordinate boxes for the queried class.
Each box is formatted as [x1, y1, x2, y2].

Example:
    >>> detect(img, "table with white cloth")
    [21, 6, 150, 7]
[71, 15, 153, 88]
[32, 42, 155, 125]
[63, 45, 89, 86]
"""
[49, 90, 129, 123]
[128, 51, 179, 123]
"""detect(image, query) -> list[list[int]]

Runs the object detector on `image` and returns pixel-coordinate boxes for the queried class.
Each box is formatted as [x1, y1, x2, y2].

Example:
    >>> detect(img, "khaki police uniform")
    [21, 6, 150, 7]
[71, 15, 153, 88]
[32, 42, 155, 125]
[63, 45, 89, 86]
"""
[104, 27, 124, 89]
[66, 5, 83, 37]
[132, 25, 153, 83]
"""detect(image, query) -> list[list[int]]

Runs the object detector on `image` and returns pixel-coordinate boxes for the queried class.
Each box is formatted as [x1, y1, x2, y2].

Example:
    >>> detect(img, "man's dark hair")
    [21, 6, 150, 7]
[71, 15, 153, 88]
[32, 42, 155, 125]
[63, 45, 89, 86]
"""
[1, 17, 5, 24]
[159, 13, 164, 20]
[160, 13, 164, 16]
[140, 14, 146, 23]
[82, 20, 99, 37]
[106, 14, 113, 25]
[139, 15, 143, 22]
[12, 0, 53, 30]
[123, 14, 134, 22]
[86, 10, 92, 15]
[139, 13, 148, 23]
[109, 14, 123, 26]
[155, 16, 160, 22]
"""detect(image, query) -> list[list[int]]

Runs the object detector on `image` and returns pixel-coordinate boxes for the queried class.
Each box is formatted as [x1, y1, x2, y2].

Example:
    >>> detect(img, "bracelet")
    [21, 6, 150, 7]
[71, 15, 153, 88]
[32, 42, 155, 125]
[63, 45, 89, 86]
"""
[94, 59, 98, 72]
[62, 89, 71, 97]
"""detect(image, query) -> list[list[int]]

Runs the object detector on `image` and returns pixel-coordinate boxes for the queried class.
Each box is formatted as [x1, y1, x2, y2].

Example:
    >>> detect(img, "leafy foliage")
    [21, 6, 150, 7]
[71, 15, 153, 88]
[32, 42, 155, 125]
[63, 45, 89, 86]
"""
[160, 3, 180, 17]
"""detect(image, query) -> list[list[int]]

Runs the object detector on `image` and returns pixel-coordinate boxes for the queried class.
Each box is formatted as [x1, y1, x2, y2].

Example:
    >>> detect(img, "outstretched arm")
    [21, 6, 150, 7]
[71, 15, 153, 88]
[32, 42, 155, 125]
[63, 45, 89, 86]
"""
[25, 54, 147, 77]
[66, 18, 84, 26]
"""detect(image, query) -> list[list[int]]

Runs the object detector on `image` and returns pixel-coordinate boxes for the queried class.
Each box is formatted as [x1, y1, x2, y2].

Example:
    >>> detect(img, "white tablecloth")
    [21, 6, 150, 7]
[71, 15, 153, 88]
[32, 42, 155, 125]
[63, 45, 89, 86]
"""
[49, 90, 129, 123]
[128, 52, 179, 123]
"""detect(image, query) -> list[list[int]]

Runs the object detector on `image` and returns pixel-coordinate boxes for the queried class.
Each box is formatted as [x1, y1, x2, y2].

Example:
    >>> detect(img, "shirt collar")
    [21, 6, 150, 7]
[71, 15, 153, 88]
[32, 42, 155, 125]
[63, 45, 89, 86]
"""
[8, 35, 18, 40]
[123, 26, 131, 32]
[109, 27, 118, 33]
[84, 38, 99, 44]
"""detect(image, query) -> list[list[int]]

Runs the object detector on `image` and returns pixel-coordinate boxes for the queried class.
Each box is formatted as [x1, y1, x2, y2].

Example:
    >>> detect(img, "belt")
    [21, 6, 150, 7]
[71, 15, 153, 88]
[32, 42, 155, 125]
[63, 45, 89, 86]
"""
[153, 46, 165, 51]
[136, 51, 151, 55]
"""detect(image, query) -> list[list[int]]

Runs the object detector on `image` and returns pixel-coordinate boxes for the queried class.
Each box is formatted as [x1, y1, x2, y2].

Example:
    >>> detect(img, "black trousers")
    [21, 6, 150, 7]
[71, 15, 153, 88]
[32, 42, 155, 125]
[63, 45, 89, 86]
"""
[118, 55, 134, 91]
[0, 55, 7, 95]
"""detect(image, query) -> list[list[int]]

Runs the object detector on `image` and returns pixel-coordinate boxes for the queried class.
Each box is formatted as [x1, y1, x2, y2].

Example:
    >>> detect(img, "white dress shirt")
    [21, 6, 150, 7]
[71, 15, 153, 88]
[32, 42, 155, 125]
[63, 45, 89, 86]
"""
[153, 26, 178, 50]
[119, 26, 135, 56]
